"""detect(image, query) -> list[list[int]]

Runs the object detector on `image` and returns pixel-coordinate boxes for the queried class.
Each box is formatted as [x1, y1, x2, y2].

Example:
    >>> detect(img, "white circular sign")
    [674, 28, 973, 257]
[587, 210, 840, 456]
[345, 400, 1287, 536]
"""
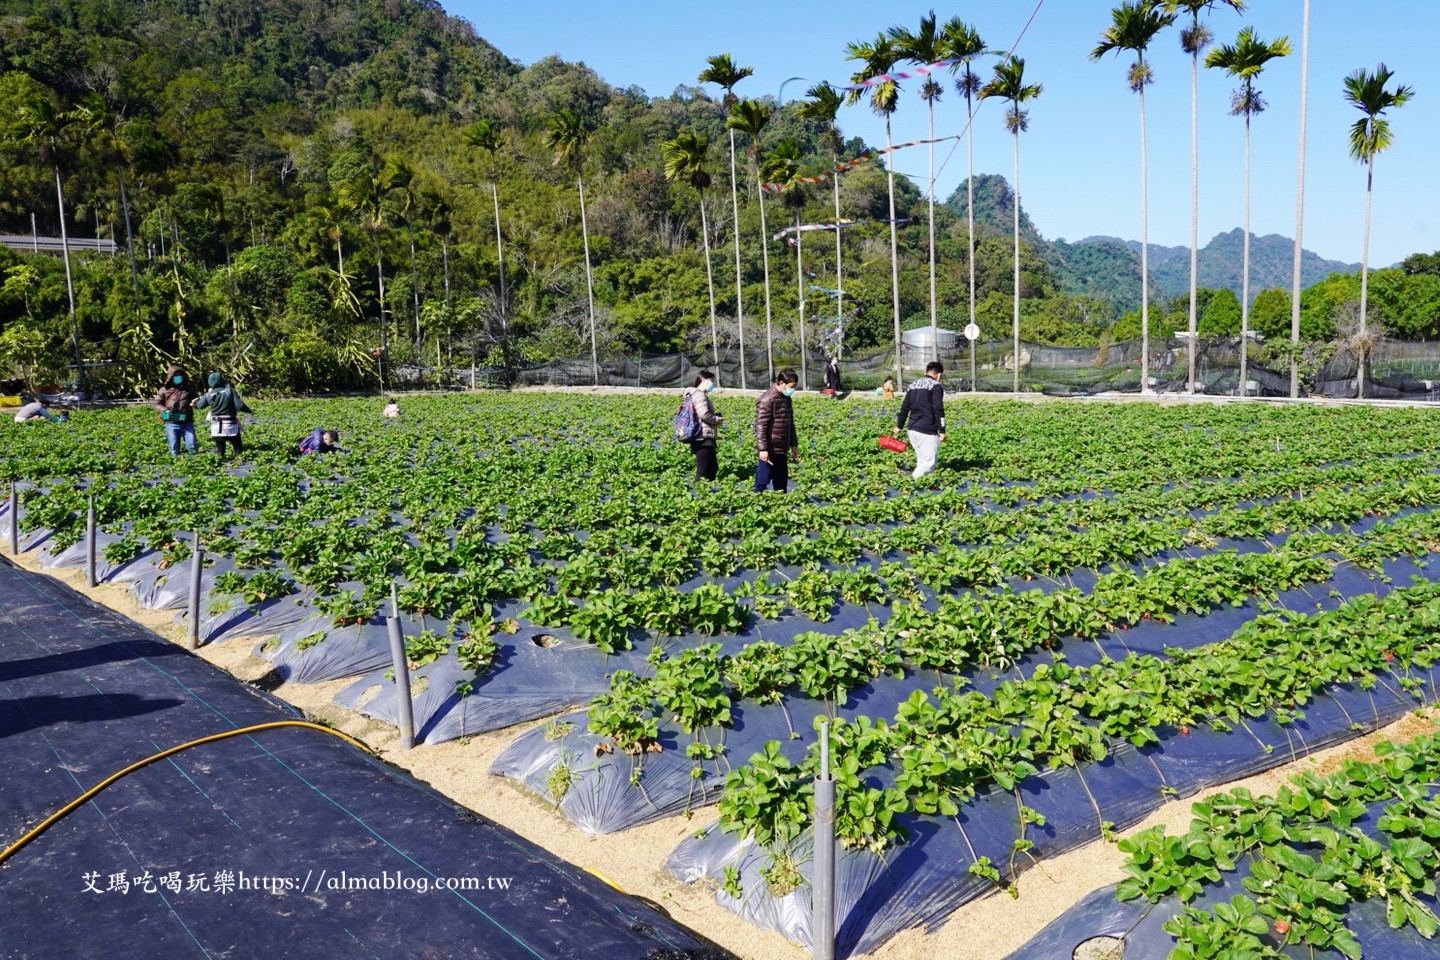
[963, 323, 980, 342]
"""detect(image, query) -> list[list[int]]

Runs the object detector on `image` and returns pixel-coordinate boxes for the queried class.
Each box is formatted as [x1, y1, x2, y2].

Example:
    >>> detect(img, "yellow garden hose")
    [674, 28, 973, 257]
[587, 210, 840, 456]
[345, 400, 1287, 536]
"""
[0, 720, 372, 866]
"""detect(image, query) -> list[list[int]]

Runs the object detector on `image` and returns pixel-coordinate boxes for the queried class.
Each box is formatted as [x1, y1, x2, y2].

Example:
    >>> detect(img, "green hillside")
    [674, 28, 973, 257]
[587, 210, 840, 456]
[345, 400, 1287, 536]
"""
[0, 0, 1433, 396]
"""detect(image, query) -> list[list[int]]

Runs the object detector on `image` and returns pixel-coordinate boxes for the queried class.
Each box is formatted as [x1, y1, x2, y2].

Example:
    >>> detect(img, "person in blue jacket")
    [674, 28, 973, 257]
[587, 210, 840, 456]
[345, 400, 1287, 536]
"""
[299, 428, 340, 455]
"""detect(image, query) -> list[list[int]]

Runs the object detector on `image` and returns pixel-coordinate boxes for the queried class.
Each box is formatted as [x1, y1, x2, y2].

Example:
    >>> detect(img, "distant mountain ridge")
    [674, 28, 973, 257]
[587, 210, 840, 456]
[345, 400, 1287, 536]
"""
[947, 178, 1360, 311]
[1072, 229, 1361, 303]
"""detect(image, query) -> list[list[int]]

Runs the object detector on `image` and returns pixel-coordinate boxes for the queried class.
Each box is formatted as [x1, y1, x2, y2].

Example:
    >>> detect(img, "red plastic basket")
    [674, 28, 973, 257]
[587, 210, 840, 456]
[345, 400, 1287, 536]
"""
[878, 435, 908, 453]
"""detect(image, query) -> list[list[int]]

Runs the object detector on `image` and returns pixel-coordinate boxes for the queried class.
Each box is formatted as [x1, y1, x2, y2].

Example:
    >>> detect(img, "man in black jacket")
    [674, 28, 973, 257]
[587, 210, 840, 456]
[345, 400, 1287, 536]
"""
[755, 369, 801, 492]
[896, 361, 945, 478]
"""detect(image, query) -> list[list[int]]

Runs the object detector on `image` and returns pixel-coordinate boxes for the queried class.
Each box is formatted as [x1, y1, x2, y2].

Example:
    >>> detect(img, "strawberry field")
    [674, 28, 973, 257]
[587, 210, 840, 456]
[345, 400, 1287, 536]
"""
[5, 393, 1440, 958]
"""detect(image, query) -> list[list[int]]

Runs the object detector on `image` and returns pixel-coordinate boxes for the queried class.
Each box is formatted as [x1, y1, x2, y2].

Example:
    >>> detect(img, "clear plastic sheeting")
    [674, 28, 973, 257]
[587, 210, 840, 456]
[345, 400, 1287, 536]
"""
[492, 682, 863, 834]
[493, 553, 1431, 841]
[179, 590, 320, 646]
[668, 666, 1440, 956]
[1008, 791, 1440, 960]
[256, 614, 396, 684]
[128, 555, 238, 610]
[342, 627, 618, 744]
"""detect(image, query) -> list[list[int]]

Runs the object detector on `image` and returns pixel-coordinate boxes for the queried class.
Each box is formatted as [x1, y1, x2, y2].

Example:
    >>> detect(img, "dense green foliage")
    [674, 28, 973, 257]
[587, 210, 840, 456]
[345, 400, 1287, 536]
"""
[0, 0, 1435, 398]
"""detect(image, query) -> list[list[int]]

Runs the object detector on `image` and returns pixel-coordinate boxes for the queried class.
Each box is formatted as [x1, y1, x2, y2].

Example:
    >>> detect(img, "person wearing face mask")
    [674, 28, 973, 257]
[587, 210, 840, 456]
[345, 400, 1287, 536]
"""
[684, 370, 725, 481]
[193, 371, 252, 460]
[754, 369, 801, 493]
[154, 365, 199, 455]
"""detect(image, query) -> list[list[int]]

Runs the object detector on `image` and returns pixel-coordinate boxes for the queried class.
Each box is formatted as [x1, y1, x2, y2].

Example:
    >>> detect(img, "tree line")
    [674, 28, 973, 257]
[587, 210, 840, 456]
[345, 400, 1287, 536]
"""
[0, 0, 1428, 397]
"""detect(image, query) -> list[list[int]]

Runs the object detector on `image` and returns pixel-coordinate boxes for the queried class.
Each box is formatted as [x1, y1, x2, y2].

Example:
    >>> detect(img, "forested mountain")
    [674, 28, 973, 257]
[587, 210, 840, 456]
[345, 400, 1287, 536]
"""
[944, 178, 1361, 312]
[0, 0, 1432, 396]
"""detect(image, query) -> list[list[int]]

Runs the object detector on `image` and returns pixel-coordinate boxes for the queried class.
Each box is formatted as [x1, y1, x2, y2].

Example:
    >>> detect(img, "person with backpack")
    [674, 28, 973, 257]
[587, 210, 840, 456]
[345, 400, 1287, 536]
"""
[895, 361, 946, 479]
[754, 369, 801, 493]
[155, 365, 199, 455]
[193, 371, 252, 460]
[681, 370, 724, 481]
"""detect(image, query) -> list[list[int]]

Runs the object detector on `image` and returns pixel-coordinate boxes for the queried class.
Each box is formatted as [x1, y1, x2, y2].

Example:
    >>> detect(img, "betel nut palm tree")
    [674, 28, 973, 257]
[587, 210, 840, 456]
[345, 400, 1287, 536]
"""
[1091, 0, 1176, 395]
[889, 11, 945, 362]
[979, 57, 1041, 395]
[1289, 0, 1312, 398]
[1206, 27, 1290, 398]
[545, 109, 600, 385]
[727, 98, 776, 383]
[762, 138, 810, 388]
[339, 167, 391, 389]
[798, 82, 846, 355]
[462, 120, 507, 301]
[845, 32, 905, 386]
[1165, 0, 1245, 395]
[699, 54, 753, 388]
[1342, 64, 1414, 400]
[942, 17, 988, 378]
[662, 130, 722, 382]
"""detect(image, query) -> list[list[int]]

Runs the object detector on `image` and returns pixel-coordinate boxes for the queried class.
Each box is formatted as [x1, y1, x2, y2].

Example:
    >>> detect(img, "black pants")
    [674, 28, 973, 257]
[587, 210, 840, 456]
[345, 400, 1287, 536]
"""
[754, 453, 789, 492]
[691, 442, 718, 481]
[214, 435, 243, 458]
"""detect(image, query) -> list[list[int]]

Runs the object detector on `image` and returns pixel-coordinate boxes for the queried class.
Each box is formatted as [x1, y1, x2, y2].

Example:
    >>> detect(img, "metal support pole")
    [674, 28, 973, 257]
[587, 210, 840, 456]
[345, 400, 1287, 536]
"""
[387, 582, 415, 750]
[187, 530, 202, 649]
[812, 720, 836, 960]
[970, 340, 977, 393]
[85, 493, 97, 587]
[8, 482, 18, 555]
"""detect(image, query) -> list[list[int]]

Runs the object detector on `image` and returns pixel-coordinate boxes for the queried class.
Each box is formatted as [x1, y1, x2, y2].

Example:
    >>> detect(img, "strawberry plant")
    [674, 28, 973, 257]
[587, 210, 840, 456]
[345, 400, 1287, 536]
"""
[587, 670, 660, 754]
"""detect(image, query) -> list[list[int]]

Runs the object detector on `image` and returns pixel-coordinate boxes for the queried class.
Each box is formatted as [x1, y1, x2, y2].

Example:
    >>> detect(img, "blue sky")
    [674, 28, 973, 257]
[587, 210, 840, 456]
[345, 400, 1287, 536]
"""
[453, 1, 1435, 268]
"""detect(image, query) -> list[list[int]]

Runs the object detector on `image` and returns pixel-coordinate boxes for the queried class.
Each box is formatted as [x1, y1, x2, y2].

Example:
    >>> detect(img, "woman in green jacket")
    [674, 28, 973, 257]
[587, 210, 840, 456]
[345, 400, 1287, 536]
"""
[194, 372, 252, 459]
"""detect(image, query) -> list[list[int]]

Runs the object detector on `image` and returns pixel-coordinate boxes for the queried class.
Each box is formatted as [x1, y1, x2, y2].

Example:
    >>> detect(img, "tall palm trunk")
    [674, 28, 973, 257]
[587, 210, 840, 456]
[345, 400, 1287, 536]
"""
[224, 244, 236, 339]
[727, 129, 747, 389]
[118, 170, 139, 289]
[1240, 113, 1252, 396]
[443, 238, 451, 307]
[1139, 63, 1152, 395]
[926, 99, 938, 363]
[832, 164, 844, 361]
[408, 226, 422, 368]
[795, 214, 807, 388]
[53, 166, 82, 394]
[1289, 0, 1311, 398]
[885, 115, 902, 386]
[1011, 129, 1022, 394]
[578, 173, 598, 385]
[699, 191, 720, 378]
[376, 246, 388, 391]
[491, 180, 509, 379]
[1359, 155, 1374, 400]
[757, 180, 774, 383]
[1187, 44, 1200, 394]
[492, 182, 505, 295]
[966, 86, 978, 392]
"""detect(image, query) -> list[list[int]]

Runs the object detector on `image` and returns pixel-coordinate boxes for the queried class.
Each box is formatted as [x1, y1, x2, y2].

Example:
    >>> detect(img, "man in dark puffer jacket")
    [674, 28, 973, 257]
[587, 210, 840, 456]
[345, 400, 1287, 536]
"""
[754, 368, 801, 492]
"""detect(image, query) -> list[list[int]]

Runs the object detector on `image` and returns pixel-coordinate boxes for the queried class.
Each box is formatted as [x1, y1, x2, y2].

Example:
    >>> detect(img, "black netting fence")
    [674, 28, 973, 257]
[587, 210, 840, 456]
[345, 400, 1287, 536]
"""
[491, 337, 1440, 401]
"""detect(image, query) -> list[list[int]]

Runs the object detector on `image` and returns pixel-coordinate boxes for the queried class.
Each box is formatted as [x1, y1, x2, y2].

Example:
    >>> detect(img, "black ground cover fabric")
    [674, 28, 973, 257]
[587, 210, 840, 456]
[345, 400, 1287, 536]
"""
[0, 559, 730, 960]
